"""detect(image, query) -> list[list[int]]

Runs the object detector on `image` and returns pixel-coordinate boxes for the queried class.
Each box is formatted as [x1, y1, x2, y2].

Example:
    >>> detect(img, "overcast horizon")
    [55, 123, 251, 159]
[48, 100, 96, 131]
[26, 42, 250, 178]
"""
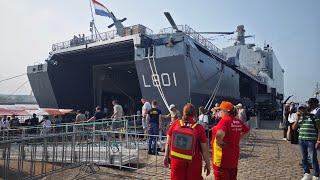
[0, 0, 319, 103]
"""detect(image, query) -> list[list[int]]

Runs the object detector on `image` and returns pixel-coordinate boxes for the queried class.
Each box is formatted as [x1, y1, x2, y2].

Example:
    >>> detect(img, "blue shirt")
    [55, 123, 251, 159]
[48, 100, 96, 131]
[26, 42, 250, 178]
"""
[148, 108, 161, 124]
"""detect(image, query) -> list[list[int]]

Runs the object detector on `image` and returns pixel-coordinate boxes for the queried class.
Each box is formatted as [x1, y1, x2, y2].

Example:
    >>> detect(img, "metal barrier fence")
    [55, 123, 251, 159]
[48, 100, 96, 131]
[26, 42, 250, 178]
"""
[0, 131, 169, 179]
[0, 115, 142, 141]
[0, 115, 170, 179]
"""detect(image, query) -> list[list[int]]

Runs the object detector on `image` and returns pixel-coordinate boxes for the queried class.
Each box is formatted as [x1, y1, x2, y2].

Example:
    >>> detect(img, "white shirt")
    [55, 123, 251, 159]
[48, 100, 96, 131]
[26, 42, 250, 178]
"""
[142, 102, 151, 118]
[237, 108, 247, 122]
[42, 119, 52, 128]
[311, 107, 320, 117]
[113, 104, 124, 120]
[198, 114, 208, 126]
[1, 119, 10, 129]
[288, 113, 298, 123]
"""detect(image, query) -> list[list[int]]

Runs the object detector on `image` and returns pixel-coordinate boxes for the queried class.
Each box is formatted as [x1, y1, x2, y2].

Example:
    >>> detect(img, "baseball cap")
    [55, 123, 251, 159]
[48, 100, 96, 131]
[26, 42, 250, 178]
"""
[235, 103, 243, 108]
[307, 98, 319, 104]
[298, 104, 307, 112]
[298, 104, 307, 108]
[217, 101, 234, 111]
[169, 104, 176, 110]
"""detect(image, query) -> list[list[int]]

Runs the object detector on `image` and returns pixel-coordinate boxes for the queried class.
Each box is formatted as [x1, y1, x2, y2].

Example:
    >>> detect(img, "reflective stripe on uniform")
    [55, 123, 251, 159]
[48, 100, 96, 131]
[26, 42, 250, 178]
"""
[179, 120, 184, 126]
[191, 123, 197, 128]
[171, 150, 192, 160]
[213, 138, 223, 167]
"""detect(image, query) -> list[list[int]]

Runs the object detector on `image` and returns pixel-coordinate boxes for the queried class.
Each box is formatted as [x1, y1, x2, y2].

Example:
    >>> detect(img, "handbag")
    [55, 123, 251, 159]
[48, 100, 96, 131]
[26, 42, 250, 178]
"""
[279, 122, 284, 129]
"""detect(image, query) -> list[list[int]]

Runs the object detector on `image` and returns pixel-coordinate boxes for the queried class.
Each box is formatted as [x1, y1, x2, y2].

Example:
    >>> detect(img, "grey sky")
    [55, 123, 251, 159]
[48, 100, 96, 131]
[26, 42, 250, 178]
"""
[0, 0, 319, 102]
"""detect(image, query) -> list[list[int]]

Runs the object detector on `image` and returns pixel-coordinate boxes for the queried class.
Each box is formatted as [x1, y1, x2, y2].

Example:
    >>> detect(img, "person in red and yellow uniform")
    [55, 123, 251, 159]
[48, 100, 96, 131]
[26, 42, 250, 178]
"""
[212, 101, 250, 180]
[163, 103, 211, 180]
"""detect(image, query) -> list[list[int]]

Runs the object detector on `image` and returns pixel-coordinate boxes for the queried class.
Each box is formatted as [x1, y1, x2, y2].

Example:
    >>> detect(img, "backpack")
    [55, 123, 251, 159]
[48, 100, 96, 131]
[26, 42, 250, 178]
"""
[170, 120, 198, 162]
[310, 114, 319, 134]
[313, 107, 320, 118]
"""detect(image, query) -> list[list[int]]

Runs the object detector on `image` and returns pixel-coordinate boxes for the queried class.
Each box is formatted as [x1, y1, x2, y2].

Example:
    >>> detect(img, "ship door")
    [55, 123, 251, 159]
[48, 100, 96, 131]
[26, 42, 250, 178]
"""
[93, 62, 142, 115]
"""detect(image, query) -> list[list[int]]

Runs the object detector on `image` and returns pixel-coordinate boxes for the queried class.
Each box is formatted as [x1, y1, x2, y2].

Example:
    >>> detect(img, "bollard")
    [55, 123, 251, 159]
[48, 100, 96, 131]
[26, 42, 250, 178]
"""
[256, 112, 261, 129]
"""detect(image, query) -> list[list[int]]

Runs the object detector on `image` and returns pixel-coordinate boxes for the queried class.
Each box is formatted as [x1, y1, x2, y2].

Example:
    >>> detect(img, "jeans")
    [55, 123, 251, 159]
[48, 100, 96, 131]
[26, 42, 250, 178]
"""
[299, 140, 320, 177]
[148, 123, 159, 154]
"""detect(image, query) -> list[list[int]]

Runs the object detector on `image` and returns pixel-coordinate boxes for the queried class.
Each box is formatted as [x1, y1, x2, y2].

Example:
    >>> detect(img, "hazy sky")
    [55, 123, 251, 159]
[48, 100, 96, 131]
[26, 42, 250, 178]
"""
[0, 0, 319, 102]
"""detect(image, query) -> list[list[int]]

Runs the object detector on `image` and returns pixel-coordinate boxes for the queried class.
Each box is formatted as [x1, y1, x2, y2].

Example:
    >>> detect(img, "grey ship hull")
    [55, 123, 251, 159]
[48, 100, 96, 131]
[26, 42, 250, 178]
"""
[27, 32, 269, 114]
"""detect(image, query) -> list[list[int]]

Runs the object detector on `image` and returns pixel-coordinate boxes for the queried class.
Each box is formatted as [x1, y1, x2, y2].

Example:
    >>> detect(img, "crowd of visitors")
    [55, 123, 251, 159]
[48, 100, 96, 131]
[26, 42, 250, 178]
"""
[282, 98, 320, 180]
[5, 96, 319, 179]
[0, 99, 127, 132]
[1, 97, 252, 179]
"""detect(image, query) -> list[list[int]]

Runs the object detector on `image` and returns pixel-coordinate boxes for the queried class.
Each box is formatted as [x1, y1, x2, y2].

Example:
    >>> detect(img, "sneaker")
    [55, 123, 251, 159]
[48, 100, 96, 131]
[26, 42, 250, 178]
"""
[282, 138, 287, 141]
[301, 173, 312, 180]
[312, 176, 319, 180]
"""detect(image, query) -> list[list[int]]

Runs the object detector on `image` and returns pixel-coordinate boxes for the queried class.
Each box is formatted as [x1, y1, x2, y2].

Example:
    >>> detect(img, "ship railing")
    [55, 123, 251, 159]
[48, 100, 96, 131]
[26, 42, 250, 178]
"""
[158, 25, 185, 34]
[0, 127, 169, 179]
[183, 25, 227, 60]
[159, 25, 227, 60]
[0, 115, 143, 141]
[51, 24, 153, 52]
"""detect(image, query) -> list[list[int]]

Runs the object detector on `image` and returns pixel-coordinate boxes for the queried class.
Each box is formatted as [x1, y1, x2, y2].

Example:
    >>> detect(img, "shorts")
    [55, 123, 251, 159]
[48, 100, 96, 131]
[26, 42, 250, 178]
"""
[142, 118, 147, 130]
[73, 126, 78, 133]
[111, 120, 123, 130]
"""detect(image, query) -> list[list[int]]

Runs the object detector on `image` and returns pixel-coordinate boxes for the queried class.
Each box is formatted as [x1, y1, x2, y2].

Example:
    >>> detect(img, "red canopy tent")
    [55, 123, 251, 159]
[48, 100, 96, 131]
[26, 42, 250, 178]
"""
[8, 109, 30, 116]
[0, 108, 13, 116]
[0, 107, 73, 117]
[42, 108, 73, 116]
[0, 108, 30, 116]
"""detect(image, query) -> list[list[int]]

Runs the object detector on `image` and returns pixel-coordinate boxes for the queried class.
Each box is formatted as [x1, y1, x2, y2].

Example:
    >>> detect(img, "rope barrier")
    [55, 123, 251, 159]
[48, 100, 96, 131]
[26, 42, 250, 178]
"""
[147, 46, 170, 111]
[204, 69, 224, 110]
[0, 73, 27, 84]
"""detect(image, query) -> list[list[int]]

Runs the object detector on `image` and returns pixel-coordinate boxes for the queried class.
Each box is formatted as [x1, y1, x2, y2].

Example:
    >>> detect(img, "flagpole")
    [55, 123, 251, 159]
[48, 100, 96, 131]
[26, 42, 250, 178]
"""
[89, 0, 95, 39]
[89, 0, 95, 23]
[89, 0, 102, 40]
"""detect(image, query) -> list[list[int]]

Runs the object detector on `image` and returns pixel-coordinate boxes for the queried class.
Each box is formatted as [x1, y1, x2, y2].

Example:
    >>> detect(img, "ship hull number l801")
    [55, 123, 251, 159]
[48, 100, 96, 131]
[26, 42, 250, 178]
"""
[142, 73, 177, 87]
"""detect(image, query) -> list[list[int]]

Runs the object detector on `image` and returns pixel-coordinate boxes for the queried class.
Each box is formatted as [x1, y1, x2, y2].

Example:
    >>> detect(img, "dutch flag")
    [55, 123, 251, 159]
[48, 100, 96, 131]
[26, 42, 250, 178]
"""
[92, 0, 112, 17]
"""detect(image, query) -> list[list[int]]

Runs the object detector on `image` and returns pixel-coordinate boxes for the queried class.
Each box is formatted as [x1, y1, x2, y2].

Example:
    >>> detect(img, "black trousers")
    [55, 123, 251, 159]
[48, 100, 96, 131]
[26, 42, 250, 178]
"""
[290, 123, 299, 144]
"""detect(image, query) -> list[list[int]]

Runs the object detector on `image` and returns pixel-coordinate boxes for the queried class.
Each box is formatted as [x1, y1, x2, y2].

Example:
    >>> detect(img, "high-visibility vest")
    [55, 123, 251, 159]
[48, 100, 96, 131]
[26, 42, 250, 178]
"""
[170, 120, 198, 161]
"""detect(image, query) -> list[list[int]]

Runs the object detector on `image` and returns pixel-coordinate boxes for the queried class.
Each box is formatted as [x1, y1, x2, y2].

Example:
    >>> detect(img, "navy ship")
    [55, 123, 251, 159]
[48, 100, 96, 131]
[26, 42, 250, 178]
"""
[27, 11, 284, 114]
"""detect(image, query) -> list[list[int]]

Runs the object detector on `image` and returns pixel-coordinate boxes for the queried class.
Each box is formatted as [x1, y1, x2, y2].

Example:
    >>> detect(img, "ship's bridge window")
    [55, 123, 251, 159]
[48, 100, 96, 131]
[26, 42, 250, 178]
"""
[38, 64, 43, 71]
[144, 47, 153, 57]
[144, 48, 148, 57]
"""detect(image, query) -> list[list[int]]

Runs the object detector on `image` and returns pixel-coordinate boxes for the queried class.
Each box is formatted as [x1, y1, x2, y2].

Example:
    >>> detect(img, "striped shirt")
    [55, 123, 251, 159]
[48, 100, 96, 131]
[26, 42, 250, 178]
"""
[298, 114, 320, 140]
